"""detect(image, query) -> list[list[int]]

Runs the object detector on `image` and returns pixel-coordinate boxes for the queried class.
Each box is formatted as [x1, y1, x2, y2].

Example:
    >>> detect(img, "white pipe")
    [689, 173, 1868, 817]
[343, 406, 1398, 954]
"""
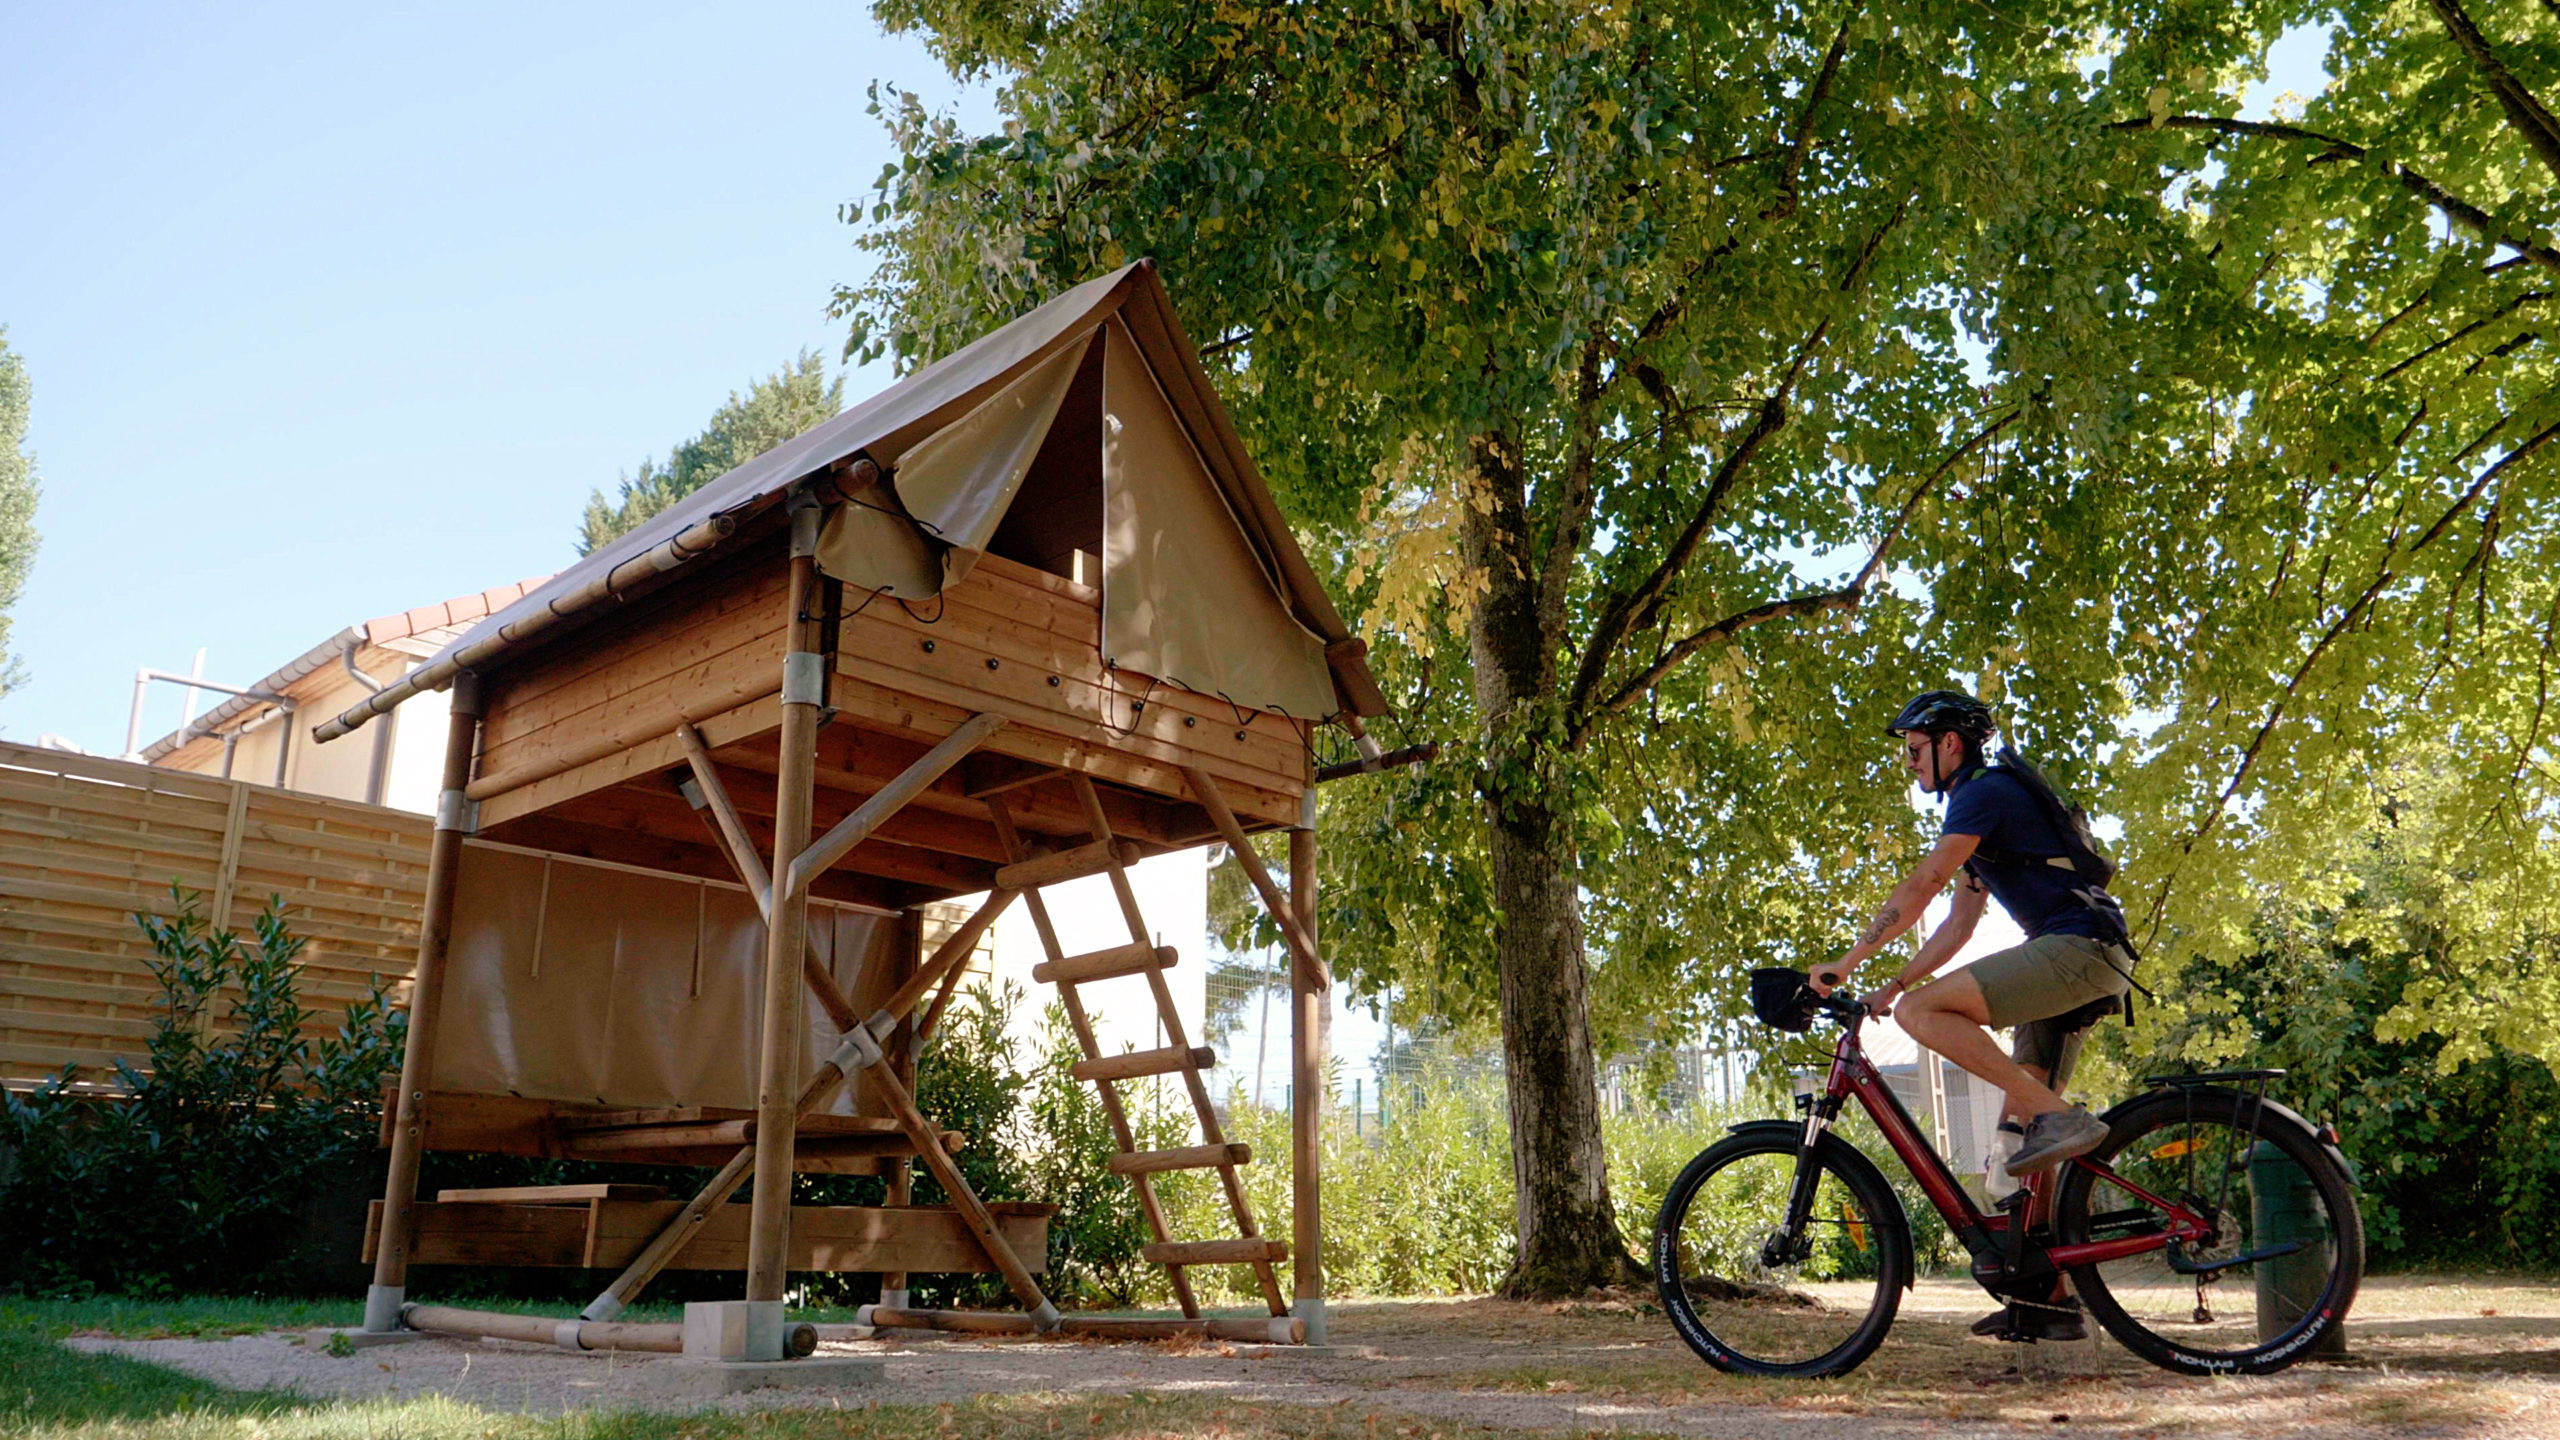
[126, 668, 289, 759]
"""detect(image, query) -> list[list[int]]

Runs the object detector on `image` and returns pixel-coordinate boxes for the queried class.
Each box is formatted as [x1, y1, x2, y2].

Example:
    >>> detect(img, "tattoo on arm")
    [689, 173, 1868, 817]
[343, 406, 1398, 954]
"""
[1858, 902, 1903, 949]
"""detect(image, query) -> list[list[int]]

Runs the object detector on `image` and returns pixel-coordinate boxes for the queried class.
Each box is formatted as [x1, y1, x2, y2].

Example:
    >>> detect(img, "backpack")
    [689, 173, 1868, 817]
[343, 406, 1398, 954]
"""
[1969, 746, 2152, 1021]
[1978, 746, 2117, 888]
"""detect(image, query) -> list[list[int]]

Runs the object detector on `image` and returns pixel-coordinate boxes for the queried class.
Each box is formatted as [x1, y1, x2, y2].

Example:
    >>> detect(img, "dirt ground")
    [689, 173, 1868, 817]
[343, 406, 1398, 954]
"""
[71, 1275, 2560, 1438]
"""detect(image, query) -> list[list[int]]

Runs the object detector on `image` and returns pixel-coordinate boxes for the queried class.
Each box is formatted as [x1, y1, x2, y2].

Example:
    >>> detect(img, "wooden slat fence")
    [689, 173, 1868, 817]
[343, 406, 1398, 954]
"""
[0, 739, 431, 1085]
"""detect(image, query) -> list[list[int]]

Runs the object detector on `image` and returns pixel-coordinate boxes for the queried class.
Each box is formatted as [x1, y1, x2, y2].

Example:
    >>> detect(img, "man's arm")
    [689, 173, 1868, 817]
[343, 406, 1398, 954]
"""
[1813, 832, 1981, 991]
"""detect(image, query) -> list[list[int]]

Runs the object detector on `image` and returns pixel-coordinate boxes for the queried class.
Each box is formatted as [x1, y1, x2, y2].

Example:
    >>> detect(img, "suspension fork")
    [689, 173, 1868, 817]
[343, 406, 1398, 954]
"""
[1768, 1092, 1847, 1266]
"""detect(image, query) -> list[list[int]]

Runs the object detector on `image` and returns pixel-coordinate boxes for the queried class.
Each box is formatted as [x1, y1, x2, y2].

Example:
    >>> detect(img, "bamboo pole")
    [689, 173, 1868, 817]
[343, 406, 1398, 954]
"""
[864, 1308, 1303, 1344]
[747, 511, 825, 1303]
[402, 1305, 696, 1354]
[1290, 824, 1327, 1343]
[317, 511, 740, 743]
[364, 674, 484, 1334]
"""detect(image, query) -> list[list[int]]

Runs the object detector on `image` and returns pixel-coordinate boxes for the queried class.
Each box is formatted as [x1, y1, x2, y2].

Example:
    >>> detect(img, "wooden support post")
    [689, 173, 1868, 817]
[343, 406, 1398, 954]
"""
[1290, 824, 1327, 1343]
[746, 510, 826, 1305]
[365, 673, 484, 1333]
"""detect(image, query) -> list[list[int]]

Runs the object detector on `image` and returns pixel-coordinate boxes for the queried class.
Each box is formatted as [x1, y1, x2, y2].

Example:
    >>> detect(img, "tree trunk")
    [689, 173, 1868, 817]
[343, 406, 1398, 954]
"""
[1460, 432, 1641, 1299]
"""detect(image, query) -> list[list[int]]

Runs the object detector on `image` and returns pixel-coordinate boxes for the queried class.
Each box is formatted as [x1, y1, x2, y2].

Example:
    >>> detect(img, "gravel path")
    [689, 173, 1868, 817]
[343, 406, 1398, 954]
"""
[68, 1324, 2560, 1439]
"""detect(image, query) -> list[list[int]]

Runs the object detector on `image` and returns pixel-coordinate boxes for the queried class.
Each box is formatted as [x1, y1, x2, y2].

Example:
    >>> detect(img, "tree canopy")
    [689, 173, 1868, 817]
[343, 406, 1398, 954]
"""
[841, 0, 2560, 1291]
[0, 329, 40, 698]
[578, 351, 844, 554]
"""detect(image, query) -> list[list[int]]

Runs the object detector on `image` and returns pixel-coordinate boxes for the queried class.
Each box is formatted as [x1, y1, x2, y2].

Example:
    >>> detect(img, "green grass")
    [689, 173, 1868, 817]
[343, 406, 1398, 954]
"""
[0, 1295, 1662, 1440]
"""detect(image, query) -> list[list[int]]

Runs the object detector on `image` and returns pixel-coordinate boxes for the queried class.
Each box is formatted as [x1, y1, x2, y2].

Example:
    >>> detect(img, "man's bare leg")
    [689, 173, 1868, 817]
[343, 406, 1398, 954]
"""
[1894, 971, 2068, 1118]
[1901, 991, 2077, 1311]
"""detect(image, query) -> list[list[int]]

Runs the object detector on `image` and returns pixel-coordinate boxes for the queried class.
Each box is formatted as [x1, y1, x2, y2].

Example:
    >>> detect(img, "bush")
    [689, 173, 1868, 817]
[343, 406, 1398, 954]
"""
[0, 888, 404, 1295]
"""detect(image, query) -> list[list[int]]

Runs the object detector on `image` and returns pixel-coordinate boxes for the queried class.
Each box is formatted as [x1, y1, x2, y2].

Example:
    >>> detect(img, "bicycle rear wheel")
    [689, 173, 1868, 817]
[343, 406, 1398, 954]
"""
[1653, 1127, 1909, 1378]
[2054, 1087, 2361, 1375]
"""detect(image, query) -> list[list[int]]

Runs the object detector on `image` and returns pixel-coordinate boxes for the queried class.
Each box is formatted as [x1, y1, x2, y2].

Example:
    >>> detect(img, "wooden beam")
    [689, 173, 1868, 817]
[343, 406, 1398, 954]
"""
[1290, 824, 1326, 1336]
[865, 1057, 1056, 1325]
[746, 534, 822, 1302]
[787, 712, 1007, 896]
[1185, 766, 1329, 989]
[366, 675, 483, 1334]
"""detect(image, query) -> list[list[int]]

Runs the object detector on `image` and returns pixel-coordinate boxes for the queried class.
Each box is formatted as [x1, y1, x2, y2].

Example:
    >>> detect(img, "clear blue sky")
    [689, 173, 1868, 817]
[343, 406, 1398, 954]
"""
[0, 9, 2328, 756]
[1, 2, 993, 752]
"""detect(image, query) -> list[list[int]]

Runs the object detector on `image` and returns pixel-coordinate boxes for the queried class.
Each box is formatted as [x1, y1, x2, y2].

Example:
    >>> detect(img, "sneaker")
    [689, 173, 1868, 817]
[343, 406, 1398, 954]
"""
[2005, 1105, 2109, 1177]
[1969, 1298, 2086, 1342]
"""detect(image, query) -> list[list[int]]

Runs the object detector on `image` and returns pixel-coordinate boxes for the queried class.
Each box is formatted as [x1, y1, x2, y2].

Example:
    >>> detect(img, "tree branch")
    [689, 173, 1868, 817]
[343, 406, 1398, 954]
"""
[2143, 414, 2560, 938]
[1536, 338, 1609, 647]
[2424, 0, 2560, 187]
[2375, 290, 2551, 382]
[1570, 409, 2016, 740]
[1762, 6, 1860, 222]
[2114, 115, 2560, 277]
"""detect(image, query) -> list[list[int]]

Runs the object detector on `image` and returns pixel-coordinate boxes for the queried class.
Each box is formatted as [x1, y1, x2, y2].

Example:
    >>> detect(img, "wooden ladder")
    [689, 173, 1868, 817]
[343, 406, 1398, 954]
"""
[986, 775, 1290, 1319]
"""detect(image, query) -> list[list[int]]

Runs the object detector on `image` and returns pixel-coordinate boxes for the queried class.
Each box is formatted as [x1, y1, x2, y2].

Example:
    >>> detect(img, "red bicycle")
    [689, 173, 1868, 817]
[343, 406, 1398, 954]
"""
[1654, 977, 2361, 1377]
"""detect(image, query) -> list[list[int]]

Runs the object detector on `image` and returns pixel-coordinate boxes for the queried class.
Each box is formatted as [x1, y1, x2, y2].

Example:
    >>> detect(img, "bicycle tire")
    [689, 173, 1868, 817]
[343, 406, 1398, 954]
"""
[2054, 1086, 2362, 1375]
[1653, 1125, 1911, 1378]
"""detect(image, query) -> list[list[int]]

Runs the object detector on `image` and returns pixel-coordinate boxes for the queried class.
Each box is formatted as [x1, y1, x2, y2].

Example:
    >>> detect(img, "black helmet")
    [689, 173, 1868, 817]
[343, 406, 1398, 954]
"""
[1884, 689, 1995, 740]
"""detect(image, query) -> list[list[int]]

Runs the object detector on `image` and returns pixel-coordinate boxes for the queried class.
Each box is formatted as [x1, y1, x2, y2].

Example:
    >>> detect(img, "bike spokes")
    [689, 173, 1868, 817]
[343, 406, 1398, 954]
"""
[1662, 1145, 1892, 1371]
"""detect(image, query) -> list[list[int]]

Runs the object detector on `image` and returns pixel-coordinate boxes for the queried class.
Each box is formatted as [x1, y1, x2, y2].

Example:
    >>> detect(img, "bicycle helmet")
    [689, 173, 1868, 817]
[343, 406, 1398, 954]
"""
[1883, 689, 1995, 741]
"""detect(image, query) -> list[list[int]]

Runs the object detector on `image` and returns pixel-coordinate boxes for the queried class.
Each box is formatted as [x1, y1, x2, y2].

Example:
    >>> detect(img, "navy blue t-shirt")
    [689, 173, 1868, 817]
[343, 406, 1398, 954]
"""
[1940, 766, 2106, 940]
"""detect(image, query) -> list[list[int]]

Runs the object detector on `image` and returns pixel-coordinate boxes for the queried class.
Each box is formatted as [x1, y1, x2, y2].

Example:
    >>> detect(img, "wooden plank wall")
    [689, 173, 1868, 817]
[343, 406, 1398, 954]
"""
[0, 740, 429, 1085]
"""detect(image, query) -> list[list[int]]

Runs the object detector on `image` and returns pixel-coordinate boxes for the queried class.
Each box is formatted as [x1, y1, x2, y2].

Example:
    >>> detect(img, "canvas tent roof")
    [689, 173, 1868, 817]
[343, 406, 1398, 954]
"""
[318, 261, 1385, 743]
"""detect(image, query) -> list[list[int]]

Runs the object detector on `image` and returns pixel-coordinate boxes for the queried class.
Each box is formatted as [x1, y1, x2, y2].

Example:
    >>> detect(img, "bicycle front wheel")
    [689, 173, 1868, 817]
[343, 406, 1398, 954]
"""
[2055, 1087, 2362, 1375]
[1653, 1127, 1909, 1378]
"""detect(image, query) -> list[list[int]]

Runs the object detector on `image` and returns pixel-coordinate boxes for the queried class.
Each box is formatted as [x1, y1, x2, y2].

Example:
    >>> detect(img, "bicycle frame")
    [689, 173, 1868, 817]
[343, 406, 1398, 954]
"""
[1795, 1007, 2216, 1284]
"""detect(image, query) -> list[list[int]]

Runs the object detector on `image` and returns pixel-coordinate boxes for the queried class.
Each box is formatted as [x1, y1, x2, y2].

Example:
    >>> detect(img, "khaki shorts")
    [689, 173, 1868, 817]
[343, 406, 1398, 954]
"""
[1967, 933, 2134, 1091]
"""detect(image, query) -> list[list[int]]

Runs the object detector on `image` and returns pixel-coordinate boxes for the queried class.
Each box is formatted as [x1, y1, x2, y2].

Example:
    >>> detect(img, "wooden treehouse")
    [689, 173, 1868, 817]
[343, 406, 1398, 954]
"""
[317, 262, 1415, 1361]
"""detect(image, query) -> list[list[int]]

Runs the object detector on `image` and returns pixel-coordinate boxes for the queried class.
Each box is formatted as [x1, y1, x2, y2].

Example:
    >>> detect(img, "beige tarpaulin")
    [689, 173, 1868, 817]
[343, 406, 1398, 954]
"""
[818, 331, 1096, 598]
[432, 843, 905, 1115]
[1098, 321, 1335, 720]
[812, 317, 1333, 720]
[330, 262, 1387, 745]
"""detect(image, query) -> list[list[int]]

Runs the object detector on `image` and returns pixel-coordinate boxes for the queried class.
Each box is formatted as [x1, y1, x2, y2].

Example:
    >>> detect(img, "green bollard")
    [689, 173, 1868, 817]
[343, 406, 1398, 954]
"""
[2247, 1141, 2346, 1357]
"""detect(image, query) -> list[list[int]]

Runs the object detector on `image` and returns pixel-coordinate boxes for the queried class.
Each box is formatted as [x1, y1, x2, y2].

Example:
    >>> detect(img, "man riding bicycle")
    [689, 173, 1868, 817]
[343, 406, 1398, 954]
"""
[1811, 689, 2136, 1342]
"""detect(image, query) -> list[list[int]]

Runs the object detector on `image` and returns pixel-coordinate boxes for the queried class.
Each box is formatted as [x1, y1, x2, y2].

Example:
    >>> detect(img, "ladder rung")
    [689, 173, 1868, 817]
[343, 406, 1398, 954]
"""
[1111, 1143, 1250, 1176]
[994, 839, 1140, 890]
[1143, 1237, 1287, 1267]
[1035, 942, 1176, 986]
[1073, 1045, 1213, 1083]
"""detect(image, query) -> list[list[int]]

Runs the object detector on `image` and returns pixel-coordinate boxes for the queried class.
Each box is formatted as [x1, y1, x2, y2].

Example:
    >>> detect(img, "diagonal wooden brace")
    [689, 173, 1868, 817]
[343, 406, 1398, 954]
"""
[786, 712, 1007, 899]
[1183, 766, 1330, 989]
[866, 1035, 1058, 1329]
[578, 1020, 880, 1321]
[675, 726, 861, 1033]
